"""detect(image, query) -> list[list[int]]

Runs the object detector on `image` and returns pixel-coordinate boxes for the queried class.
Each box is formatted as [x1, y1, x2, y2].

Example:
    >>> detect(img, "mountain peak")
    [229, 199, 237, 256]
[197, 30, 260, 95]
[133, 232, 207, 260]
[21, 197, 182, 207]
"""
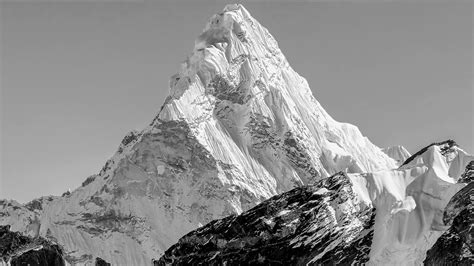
[164, 3, 284, 108]
[1, 5, 399, 265]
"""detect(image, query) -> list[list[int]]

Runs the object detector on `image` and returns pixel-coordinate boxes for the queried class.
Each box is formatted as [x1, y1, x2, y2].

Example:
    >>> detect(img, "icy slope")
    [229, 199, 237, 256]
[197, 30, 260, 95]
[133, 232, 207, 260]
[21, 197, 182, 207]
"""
[382, 145, 411, 166]
[358, 141, 472, 264]
[0, 4, 396, 265]
[159, 141, 473, 265]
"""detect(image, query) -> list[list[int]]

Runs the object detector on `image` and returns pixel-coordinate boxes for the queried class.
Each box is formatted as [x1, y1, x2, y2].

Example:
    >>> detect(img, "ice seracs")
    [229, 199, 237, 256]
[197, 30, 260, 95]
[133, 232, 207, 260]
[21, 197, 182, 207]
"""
[357, 142, 472, 264]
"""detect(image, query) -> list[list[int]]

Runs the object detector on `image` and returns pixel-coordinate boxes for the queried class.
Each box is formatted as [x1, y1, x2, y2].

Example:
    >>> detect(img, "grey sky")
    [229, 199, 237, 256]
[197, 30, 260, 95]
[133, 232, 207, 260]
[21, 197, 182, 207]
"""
[1, 1, 472, 203]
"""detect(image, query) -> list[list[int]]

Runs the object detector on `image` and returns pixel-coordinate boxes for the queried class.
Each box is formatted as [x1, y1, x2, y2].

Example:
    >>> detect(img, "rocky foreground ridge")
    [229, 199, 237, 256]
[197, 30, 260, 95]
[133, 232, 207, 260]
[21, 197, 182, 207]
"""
[157, 141, 473, 265]
[156, 172, 376, 265]
[0, 4, 472, 265]
[0, 225, 65, 265]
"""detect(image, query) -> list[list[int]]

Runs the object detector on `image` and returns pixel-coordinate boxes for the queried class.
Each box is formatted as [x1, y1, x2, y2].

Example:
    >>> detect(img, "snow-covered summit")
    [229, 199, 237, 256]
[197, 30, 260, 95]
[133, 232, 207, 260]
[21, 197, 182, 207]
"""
[1, 4, 405, 265]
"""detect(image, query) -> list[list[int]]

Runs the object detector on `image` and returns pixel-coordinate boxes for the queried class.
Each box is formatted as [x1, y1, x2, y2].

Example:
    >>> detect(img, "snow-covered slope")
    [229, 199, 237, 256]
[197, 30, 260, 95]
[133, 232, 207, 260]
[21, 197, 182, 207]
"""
[0, 4, 399, 265]
[383, 145, 411, 166]
[358, 141, 472, 264]
[159, 141, 473, 265]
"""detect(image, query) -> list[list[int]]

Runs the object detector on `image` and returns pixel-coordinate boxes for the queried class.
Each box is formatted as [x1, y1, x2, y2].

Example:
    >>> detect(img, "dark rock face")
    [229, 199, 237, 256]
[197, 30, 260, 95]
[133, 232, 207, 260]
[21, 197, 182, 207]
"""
[401, 139, 457, 166]
[0, 225, 65, 266]
[156, 172, 375, 265]
[95, 257, 111, 266]
[459, 161, 474, 183]
[424, 161, 473, 265]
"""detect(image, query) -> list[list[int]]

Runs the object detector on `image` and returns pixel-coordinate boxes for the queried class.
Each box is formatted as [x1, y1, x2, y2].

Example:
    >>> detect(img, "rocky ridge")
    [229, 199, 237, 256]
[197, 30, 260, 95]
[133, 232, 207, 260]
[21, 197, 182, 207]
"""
[156, 172, 375, 265]
[0, 225, 65, 266]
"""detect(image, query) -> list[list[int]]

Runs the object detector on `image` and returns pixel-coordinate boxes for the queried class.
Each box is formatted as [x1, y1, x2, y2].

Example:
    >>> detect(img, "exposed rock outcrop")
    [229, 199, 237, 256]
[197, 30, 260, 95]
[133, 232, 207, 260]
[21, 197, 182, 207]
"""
[95, 257, 111, 266]
[157, 172, 375, 265]
[0, 225, 65, 266]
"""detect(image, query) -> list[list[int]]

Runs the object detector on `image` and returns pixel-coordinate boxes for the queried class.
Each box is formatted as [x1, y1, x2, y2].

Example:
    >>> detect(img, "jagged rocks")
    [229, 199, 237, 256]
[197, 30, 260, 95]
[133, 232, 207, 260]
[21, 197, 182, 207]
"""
[459, 160, 474, 183]
[401, 139, 457, 166]
[156, 172, 375, 265]
[0, 225, 65, 266]
[82, 175, 98, 187]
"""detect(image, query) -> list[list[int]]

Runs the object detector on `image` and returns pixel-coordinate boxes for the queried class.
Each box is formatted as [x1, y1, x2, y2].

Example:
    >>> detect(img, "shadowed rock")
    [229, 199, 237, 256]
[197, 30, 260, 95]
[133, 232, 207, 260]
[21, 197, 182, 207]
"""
[0, 225, 65, 266]
[95, 257, 111, 266]
[156, 172, 375, 265]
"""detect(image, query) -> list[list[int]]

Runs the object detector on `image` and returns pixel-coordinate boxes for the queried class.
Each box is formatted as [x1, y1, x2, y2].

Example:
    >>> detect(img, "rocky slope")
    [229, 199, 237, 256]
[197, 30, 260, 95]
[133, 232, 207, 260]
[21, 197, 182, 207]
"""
[0, 225, 65, 266]
[0, 4, 398, 265]
[158, 141, 473, 265]
[156, 172, 376, 265]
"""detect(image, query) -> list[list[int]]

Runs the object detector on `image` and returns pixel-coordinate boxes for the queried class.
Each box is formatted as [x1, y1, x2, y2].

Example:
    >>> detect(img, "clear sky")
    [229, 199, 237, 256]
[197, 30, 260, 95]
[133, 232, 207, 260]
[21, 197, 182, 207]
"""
[1, 1, 472, 203]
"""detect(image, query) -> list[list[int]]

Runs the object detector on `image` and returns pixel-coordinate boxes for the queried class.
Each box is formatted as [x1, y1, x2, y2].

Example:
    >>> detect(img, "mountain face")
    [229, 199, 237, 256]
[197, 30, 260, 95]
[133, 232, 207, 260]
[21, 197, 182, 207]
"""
[158, 141, 473, 265]
[0, 4, 398, 265]
[1, 4, 470, 266]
